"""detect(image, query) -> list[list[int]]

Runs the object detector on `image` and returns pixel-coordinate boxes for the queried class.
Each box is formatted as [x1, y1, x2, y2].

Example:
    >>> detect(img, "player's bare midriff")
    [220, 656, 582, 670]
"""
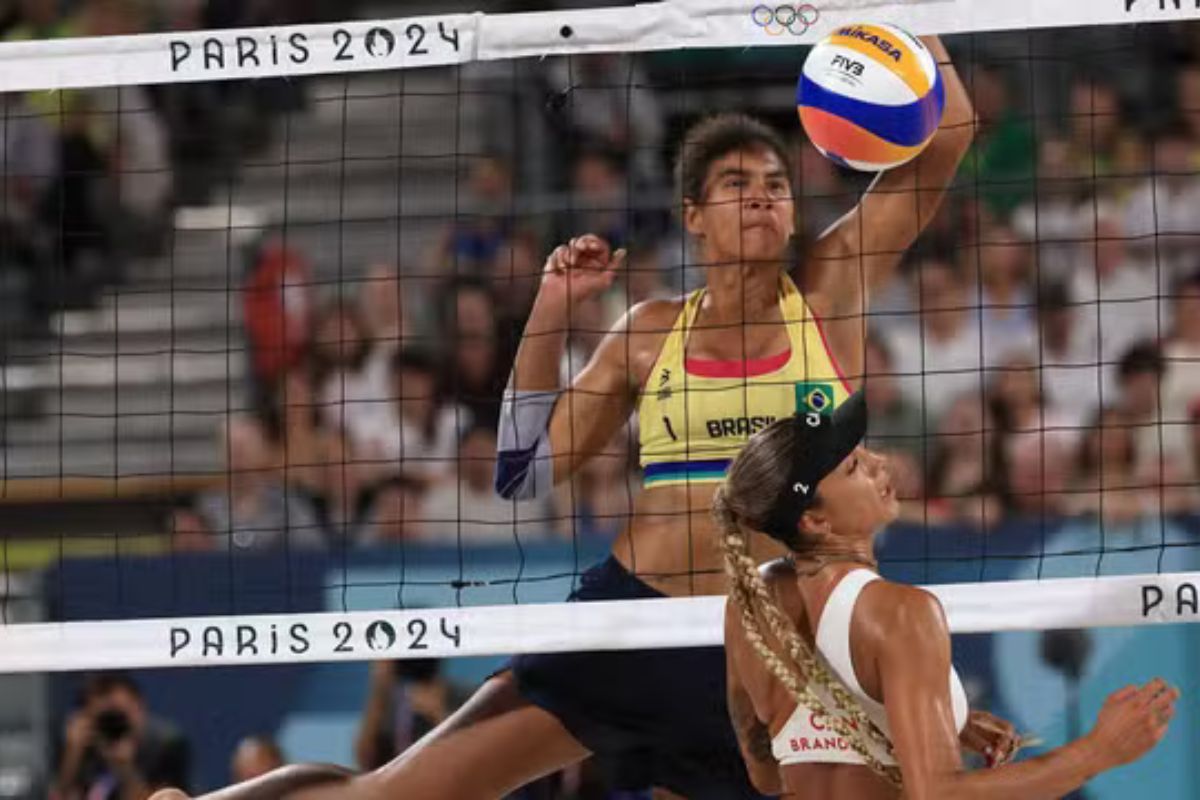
[611, 482, 787, 597]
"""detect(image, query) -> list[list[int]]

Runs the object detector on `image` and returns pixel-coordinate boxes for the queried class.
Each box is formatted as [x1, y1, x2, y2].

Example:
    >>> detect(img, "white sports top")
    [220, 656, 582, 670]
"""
[771, 569, 970, 767]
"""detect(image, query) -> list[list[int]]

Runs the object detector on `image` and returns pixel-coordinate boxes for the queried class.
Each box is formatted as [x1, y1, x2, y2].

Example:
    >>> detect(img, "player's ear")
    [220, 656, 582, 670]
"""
[798, 508, 830, 539]
[683, 198, 705, 238]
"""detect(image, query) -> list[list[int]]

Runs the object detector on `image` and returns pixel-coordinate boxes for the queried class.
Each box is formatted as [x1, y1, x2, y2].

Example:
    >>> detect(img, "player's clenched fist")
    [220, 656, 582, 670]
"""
[539, 234, 626, 307]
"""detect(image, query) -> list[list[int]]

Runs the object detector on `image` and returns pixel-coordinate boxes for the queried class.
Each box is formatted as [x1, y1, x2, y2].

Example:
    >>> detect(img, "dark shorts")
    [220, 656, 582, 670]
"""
[511, 557, 770, 799]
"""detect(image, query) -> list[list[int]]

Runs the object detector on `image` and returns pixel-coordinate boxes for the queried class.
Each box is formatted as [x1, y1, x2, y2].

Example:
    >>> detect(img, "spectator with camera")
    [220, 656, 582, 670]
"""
[354, 659, 468, 770]
[52, 673, 189, 800]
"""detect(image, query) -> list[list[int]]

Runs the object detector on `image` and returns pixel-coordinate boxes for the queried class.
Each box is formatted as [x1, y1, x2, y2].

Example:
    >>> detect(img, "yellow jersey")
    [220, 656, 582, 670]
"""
[637, 275, 852, 487]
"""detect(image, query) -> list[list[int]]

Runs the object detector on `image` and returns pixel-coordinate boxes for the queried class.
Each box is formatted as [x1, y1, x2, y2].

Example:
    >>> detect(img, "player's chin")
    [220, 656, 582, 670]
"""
[737, 231, 787, 261]
[879, 490, 901, 523]
[885, 495, 902, 522]
[739, 253, 788, 270]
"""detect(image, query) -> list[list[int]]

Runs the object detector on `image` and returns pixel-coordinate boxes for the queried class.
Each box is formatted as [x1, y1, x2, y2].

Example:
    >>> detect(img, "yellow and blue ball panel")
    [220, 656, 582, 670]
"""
[798, 22, 945, 172]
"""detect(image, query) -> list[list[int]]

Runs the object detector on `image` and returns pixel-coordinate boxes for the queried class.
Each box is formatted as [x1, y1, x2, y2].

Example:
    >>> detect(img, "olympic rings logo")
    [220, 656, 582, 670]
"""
[751, 4, 820, 36]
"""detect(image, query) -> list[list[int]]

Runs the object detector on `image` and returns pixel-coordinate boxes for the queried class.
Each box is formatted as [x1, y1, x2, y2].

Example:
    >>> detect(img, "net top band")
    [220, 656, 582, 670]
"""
[0, 0, 1196, 93]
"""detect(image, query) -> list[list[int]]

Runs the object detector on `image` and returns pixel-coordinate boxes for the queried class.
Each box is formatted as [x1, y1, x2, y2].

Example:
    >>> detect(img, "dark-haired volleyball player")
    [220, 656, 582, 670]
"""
[153, 35, 973, 800]
[717, 393, 1178, 799]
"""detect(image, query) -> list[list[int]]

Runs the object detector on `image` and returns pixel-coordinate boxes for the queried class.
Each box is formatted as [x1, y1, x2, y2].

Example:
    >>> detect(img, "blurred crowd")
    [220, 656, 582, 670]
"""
[862, 52, 1200, 529]
[0, 0, 344, 329]
[171, 198, 650, 552]
[2, 5, 1196, 546]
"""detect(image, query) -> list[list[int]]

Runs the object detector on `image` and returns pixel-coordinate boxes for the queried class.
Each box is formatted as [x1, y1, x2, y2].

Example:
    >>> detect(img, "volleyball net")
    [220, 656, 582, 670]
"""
[0, 0, 1198, 680]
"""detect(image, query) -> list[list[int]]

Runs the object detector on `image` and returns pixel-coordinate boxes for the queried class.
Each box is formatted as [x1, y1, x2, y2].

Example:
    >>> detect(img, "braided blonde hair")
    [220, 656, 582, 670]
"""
[713, 421, 902, 787]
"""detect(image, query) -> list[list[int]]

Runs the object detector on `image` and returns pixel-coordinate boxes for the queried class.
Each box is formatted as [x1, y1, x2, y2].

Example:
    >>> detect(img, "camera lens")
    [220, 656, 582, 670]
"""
[94, 709, 131, 742]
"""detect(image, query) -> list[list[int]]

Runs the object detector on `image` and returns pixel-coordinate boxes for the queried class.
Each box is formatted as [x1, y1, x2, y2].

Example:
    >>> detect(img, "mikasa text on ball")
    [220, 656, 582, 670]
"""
[797, 23, 945, 172]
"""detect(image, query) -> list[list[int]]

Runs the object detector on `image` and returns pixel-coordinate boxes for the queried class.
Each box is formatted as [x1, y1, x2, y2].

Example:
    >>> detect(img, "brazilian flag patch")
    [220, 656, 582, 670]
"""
[794, 381, 835, 416]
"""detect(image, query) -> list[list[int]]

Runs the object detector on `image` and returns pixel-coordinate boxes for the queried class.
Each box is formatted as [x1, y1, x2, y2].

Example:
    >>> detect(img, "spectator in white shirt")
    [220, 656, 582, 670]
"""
[976, 224, 1035, 346]
[1121, 122, 1200, 281]
[1162, 271, 1200, 457]
[1011, 137, 1089, 286]
[1034, 282, 1104, 429]
[313, 298, 370, 418]
[321, 266, 409, 466]
[1069, 214, 1160, 380]
[417, 426, 553, 544]
[359, 264, 406, 360]
[336, 346, 471, 492]
[384, 349, 471, 484]
[989, 352, 1078, 516]
[1115, 341, 1190, 496]
[887, 259, 1029, 426]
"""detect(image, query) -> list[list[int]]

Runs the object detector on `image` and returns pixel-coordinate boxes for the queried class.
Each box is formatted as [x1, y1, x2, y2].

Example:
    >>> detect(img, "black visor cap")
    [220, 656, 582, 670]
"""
[762, 391, 868, 542]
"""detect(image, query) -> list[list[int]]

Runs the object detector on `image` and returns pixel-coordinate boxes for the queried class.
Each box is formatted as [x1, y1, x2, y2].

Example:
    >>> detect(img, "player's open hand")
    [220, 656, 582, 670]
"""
[540, 234, 625, 307]
[1088, 679, 1178, 768]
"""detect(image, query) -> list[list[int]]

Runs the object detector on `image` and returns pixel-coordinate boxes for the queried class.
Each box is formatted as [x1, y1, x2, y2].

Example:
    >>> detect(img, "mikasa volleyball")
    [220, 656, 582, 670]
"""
[798, 23, 945, 171]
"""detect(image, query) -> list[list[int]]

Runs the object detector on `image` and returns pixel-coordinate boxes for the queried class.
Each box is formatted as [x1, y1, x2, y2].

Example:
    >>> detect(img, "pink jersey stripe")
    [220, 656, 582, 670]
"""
[684, 348, 791, 378]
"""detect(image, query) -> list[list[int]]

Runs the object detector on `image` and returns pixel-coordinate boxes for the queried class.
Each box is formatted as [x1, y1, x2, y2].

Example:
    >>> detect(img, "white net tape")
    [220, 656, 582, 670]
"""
[0, 0, 1196, 92]
[3, 571, 1197, 672]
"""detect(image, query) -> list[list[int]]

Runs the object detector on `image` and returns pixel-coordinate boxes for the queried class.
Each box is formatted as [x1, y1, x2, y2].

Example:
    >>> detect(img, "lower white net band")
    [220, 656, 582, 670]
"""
[4, 571, 1197, 673]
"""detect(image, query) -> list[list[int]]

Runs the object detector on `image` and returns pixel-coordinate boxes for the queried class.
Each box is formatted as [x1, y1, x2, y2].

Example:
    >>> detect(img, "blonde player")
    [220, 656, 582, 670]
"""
[718, 394, 1178, 798]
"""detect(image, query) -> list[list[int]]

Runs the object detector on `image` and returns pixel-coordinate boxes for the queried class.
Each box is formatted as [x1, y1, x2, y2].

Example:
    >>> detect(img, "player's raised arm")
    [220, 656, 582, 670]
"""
[807, 35, 974, 320]
[494, 234, 640, 498]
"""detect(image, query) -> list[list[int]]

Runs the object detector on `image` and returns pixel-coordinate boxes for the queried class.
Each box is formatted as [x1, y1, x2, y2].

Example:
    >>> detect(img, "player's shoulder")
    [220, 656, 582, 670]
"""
[759, 556, 798, 587]
[610, 295, 687, 348]
[622, 295, 687, 334]
[757, 558, 808, 619]
[861, 581, 953, 670]
[593, 296, 687, 382]
[863, 580, 947, 634]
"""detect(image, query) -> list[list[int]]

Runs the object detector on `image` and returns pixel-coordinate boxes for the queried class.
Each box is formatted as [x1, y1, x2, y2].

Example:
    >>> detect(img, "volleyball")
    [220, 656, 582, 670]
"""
[797, 23, 945, 171]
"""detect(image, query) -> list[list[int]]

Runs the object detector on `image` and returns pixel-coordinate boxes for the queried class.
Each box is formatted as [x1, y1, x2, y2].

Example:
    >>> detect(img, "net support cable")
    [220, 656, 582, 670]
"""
[0, 1, 1194, 93]
[3, 571, 1198, 672]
